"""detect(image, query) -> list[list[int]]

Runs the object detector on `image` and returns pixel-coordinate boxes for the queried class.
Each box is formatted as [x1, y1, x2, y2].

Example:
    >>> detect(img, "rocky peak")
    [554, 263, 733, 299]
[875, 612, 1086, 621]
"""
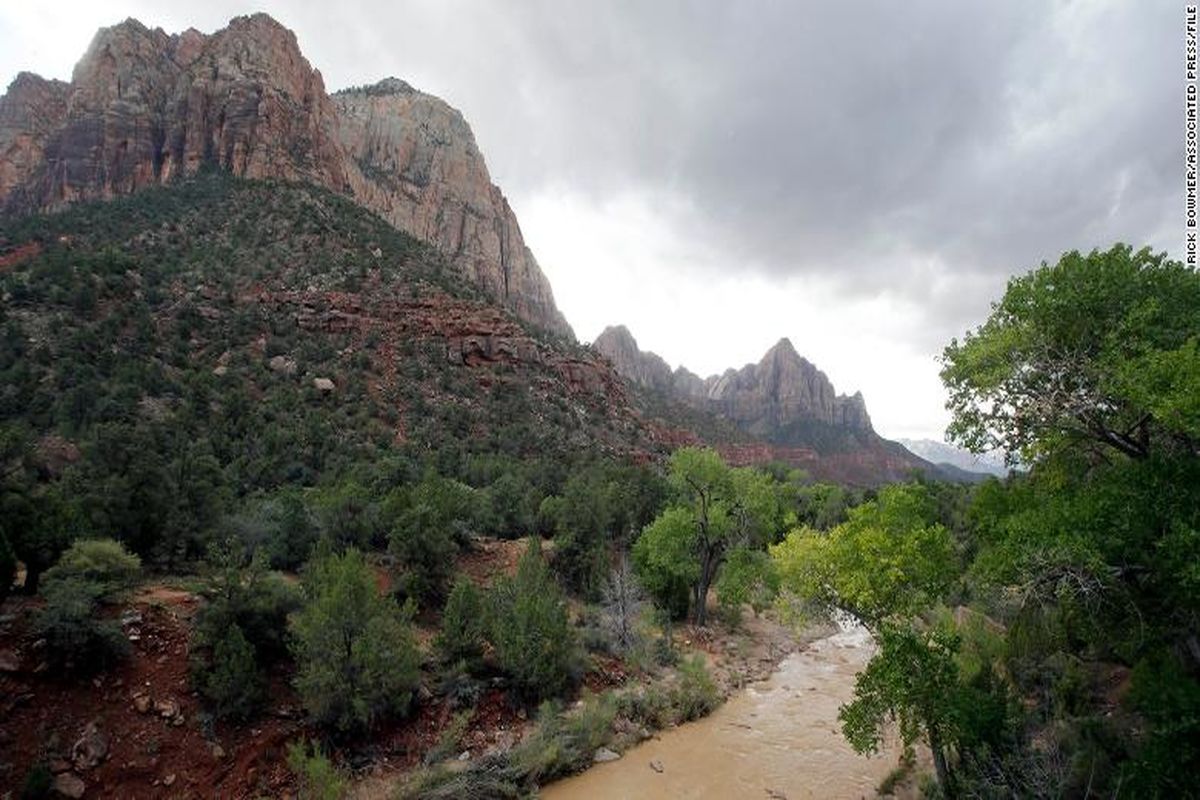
[594, 324, 875, 440]
[0, 13, 571, 338]
[594, 326, 674, 392]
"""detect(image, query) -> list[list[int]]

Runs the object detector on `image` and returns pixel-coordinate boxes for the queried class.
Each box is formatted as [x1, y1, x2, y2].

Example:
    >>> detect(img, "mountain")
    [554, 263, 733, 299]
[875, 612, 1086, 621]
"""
[593, 325, 938, 484]
[0, 14, 570, 338]
[0, 175, 654, 500]
[898, 438, 1011, 479]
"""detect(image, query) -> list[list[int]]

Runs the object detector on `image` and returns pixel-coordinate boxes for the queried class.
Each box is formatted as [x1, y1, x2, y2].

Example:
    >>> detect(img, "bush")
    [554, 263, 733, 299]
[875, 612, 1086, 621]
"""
[286, 739, 345, 800]
[198, 623, 264, 720]
[193, 543, 301, 667]
[290, 548, 421, 733]
[35, 578, 129, 672]
[386, 474, 474, 604]
[489, 539, 578, 702]
[435, 577, 486, 668]
[510, 693, 618, 784]
[41, 538, 141, 600]
[672, 654, 720, 721]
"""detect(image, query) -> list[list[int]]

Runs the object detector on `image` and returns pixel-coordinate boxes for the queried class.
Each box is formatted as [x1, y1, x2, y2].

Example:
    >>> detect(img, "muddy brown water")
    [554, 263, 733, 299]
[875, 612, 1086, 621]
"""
[542, 621, 902, 800]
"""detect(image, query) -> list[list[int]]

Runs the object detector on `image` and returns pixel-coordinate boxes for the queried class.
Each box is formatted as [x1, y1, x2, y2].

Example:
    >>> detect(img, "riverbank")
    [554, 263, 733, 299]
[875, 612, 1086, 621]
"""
[541, 619, 908, 800]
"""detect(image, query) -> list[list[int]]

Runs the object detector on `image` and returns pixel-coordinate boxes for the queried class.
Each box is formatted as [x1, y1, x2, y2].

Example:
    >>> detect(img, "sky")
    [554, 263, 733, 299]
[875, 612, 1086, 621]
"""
[0, 1, 1182, 440]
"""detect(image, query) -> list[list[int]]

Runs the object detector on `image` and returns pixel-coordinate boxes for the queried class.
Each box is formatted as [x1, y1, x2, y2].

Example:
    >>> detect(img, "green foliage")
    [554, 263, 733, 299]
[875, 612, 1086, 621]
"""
[941, 244, 1200, 462]
[35, 577, 129, 672]
[386, 473, 474, 604]
[771, 483, 956, 625]
[633, 448, 786, 625]
[840, 625, 963, 788]
[509, 693, 618, 784]
[435, 576, 486, 668]
[632, 506, 696, 620]
[489, 539, 578, 702]
[286, 739, 346, 800]
[671, 654, 721, 721]
[1122, 652, 1200, 796]
[198, 623, 265, 721]
[41, 538, 141, 600]
[193, 541, 301, 665]
[715, 547, 780, 618]
[290, 549, 421, 734]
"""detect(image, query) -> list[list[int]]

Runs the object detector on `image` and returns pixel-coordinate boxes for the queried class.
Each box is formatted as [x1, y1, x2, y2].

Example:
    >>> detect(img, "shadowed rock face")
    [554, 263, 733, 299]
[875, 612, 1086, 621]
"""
[0, 14, 571, 338]
[594, 326, 872, 437]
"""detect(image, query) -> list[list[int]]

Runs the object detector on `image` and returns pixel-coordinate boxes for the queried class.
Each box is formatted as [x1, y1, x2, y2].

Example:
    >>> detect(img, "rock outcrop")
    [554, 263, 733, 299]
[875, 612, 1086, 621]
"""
[595, 326, 873, 438]
[0, 14, 571, 338]
[594, 324, 935, 482]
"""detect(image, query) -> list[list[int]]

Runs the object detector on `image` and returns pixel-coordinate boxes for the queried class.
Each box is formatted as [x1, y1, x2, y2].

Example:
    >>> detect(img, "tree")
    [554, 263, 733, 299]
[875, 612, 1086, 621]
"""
[386, 472, 474, 604]
[600, 555, 645, 653]
[840, 625, 964, 793]
[770, 483, 956, 627]
[633, 448, 783, 625]
[290, 548, 421, 734]
[941, 244, 1200, 464]
[489, 539, 577, 701]
[716, 547, 780, 619]
[435, 576, 486, 668]
[199, 623, 265, 720]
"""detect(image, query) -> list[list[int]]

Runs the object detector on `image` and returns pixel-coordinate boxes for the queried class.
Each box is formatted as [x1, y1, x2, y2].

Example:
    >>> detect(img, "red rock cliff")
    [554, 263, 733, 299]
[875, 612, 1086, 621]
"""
[0, 14, 571, 338]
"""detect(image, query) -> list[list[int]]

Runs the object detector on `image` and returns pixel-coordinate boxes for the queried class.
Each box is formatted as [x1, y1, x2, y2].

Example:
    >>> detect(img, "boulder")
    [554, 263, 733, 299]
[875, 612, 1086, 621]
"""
[593, 747, 621, 763]
[71, 721, 107, 771]
[312, 377, 335, 392]
[52, 772, 86, 798]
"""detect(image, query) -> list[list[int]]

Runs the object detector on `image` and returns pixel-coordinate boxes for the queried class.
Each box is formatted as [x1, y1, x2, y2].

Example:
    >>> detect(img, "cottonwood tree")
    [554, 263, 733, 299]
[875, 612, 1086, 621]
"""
[940, 244, 1200, 464]
[634, 448, 784, 625]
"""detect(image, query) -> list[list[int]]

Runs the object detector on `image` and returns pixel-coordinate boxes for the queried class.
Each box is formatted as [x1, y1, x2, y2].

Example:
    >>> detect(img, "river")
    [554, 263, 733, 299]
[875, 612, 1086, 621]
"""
[541, 619, 902, 800]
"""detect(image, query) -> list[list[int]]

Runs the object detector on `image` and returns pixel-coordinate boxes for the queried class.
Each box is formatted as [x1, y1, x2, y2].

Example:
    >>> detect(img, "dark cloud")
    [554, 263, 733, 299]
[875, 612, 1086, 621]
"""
[4, 0, 1181, 316]
[270, 0, 1179, 318]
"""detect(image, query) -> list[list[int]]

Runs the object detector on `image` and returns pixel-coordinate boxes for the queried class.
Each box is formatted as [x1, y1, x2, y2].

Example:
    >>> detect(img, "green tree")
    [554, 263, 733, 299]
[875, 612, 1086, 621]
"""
[290, 548, 421, 734]
[489, 539, 577, 701]
[633, 448, 783, 625]
[199, 623, 265, 720]
[840, 625, 964, 793]
[435, 576, 486, 668]
[386, 473, 474, 604]
[771, 483, 956, 626]
[941, 244, 1200, 463]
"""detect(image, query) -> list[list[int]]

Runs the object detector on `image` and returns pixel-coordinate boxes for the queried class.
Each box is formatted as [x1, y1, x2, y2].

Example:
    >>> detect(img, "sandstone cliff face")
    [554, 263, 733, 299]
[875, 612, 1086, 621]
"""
[335, 79, 568, 337]
[0, 14, 570, 338]
[594, 326, 872, 439]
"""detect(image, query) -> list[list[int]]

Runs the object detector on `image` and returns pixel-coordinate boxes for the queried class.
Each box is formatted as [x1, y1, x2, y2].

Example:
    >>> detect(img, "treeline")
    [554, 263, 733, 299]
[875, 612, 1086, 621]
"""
[771, 244, 1200, 798]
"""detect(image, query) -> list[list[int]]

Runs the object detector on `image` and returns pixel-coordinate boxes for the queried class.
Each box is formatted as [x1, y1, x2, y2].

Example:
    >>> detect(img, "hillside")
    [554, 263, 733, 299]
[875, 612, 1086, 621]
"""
[0, 175, 656, 564]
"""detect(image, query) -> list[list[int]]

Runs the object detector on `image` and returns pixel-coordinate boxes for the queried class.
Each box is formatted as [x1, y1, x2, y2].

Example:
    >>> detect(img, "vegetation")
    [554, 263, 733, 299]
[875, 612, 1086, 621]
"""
[633, 447, 787, 624]
[488, 539, 579, 702]
[434, 575, 487, 668]
[290, 548, 421, 734]
[34, 538, 141, 672]
[286, 739, 346, 800]
[772, 244, 1200, 797]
